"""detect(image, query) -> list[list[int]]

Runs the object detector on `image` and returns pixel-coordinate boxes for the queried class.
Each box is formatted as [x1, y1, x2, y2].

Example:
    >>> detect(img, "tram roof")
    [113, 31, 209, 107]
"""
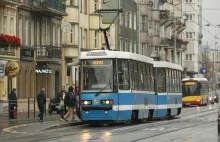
[153, 61, 183, 71]
[80, 50, 154, 64]
[182, 78, 208, 81]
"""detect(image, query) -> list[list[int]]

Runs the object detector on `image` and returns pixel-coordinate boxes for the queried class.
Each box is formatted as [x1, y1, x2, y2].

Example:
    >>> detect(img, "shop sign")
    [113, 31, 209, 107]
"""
[5, 61, 19, 78]
[20, 49, 34, 62]
[0, 64, 5, 76]
[35, 69, 52, 74]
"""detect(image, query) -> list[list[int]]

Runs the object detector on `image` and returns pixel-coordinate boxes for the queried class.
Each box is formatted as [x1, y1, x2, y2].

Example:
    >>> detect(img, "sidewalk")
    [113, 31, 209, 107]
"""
[2, 119, 83, 134]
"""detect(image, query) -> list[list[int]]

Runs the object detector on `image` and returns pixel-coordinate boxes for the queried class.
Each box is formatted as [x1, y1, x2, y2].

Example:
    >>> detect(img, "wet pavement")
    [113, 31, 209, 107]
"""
[0, 104, 219, 142]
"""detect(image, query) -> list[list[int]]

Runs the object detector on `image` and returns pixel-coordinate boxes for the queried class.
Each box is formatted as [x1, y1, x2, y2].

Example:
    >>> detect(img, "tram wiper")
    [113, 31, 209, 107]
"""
[95, 81, 112, 96]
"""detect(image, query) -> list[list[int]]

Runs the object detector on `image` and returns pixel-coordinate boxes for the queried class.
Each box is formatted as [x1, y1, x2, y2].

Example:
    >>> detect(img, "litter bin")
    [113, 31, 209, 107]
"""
[8, 100, 17, 119]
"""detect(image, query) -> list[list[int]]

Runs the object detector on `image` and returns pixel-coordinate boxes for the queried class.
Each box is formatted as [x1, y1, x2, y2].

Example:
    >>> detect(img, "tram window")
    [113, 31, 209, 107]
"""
[118, 59, 130, 90]
[150, 65, 154, 91]
[179, 71, 182, 92]
[169, 69, 172, 92]
[166, 69, 170, 92]
[177, 71, 180, 93]
[113, 59, 118, 91]
[129, 60, 135, 90]
[134, 61, 140, 90]
[142, 63, 147, 91]
[157, 68, 166, 93]
[139, 63, 143, 90]
[174, 70, 177, 93]
[146, 64, 150, 91]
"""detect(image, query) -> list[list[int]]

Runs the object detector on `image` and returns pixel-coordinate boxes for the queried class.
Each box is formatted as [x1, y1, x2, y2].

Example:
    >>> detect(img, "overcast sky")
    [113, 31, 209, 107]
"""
[202, 0, 220, 48]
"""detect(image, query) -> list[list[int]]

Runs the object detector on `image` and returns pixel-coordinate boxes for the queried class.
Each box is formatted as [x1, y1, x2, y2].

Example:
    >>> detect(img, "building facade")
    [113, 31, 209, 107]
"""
[0, 0, 67, 101]
[183, 0, 201, 77]
[0, 0, 19, 101]
[62, 0, 102, 87]
[102, 0, 138, 53]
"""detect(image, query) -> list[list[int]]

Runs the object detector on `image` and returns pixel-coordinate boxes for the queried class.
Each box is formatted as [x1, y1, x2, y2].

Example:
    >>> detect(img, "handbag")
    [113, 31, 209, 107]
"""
[59, 100, 65, 110]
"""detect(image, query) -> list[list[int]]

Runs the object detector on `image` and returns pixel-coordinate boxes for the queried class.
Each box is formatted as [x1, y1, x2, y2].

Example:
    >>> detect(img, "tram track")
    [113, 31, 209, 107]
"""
[19, 106, 218, 142]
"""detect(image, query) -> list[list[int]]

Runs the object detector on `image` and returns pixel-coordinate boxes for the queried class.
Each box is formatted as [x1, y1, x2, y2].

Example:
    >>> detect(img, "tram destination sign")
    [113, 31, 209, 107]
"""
[83, 60, 112, 66]
[184, 82, 196, 85]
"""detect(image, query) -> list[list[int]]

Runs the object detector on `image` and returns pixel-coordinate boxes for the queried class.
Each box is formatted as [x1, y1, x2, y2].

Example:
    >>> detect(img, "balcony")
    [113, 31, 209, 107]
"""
[36, 45, 62, 62]
[0, 48, 16, 56]
[160, 37, 169, 47]
[31, 0, 67, 16]
[160, 10, 174, 27]
[0, 0, 21, 6]
[175, 17, 186, 34]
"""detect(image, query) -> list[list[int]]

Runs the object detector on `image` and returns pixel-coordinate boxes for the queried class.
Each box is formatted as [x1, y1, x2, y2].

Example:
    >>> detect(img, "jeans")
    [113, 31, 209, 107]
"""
[38, 104, 44, 121]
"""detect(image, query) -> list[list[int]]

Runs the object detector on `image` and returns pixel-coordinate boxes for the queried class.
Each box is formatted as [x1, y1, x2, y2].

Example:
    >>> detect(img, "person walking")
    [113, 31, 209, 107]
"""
[37, 88, 46, 122]
[8, 88, 17, 119]
[63, 86, 76, 121]
[58, 86, 67, 120]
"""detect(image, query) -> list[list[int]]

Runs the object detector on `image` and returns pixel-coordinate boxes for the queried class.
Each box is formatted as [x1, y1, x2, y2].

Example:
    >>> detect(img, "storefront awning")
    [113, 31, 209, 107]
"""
[67, 61, 80, 66]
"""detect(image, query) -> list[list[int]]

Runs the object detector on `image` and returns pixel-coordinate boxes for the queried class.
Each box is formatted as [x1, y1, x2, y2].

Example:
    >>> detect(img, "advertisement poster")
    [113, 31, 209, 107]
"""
[102, 24, 117, 50]
[0, 64, 5, 77]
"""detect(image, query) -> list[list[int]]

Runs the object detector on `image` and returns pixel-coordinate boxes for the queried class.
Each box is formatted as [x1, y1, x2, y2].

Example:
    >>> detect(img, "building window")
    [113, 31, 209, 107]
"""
[19, 17, 22, 42]
[4, 16, 7, 34]
[25, 19, 29, 46]
[70, 24, 75, 44]
[154, 21, 159, 35]
[37, 21, 40, 46]
[52, 23, 55, 46]
[129, 40, 132, 52]
[84, 29, 87, 48]
[186, 54, 193, 60]
[134, 13, 136, 30]
[186, 14, 194, 21]
[94, 0, 98, 11]
[31, 19, 34, 46]
[142, 16, 145, 31]
[129, 11, 132, 29]
[125, 10, 128, 27]
[95, 30, 98, 48]
[141, 43, 145, 55]
[57, 25, 61, 47]
[42, 20, 46, 45]
[186, 32, 195, 39]
[134, 41, 136, 53]
[186, 0, 192, 2]
[125, 39, 127, 51]
[84, 0, 87, 14]
[120, 13, 123, 25]
[10, 17, 14, 35]
[119, 37, 123, 51]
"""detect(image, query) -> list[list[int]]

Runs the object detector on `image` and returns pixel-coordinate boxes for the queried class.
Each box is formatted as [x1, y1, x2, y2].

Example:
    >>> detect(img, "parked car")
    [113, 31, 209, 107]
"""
[214, 93, 219, 103]
[209, 92, 215, 104]
[48, 97, 60, 115]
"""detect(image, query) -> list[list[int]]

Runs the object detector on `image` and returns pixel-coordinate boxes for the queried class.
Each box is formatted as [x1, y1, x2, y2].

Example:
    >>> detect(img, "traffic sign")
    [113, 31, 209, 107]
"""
[200, 68, 207, 73]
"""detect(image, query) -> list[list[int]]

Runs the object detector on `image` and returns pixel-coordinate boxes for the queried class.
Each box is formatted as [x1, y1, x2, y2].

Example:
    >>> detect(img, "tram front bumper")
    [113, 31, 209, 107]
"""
[81, 105, 117, 121]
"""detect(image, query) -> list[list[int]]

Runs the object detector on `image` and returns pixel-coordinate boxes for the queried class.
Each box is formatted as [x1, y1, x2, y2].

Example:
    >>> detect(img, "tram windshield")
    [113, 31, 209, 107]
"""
[82, 59, 113, 92]
[182, 81, 206, 96]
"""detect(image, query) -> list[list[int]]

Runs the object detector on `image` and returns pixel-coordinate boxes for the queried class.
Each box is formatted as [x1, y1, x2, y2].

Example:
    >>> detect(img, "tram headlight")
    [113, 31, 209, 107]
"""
[81, 100, 92, 105]
[101, 100, 114, 105]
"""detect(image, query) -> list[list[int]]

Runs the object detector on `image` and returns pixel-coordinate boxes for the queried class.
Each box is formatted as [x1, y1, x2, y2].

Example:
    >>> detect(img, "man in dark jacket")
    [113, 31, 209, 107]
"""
[8, 88, 17, 119]
[37, 88, 46, 122]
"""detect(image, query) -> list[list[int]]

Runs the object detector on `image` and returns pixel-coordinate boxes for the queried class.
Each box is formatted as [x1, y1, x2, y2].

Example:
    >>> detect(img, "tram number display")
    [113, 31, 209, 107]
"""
[184, 82, 196, 86]
[83, 60, 112, 65]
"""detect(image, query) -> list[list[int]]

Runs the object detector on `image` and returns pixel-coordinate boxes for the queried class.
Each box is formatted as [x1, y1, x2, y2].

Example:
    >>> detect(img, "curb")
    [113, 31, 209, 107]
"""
[38, 121, 84, 132]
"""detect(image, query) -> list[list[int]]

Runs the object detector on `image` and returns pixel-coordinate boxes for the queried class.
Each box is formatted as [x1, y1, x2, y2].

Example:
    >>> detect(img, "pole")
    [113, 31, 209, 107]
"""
[78, 0, 81, 59]
[198, 0, 202, 78]
[174, 17, 177, 64]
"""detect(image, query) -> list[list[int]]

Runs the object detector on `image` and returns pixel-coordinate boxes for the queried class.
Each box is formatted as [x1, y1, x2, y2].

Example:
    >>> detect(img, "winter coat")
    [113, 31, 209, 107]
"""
[37, 91, 46, 105]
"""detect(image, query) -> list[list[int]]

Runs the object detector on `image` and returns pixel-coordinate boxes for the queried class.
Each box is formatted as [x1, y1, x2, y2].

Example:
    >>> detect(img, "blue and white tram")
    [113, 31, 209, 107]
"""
[153, 61, 183, 118]
[80, 50, 155, 123]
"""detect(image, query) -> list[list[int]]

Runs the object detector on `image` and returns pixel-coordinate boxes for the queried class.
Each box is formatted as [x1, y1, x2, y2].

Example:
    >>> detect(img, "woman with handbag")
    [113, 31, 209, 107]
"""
[58, 86, 67, 121]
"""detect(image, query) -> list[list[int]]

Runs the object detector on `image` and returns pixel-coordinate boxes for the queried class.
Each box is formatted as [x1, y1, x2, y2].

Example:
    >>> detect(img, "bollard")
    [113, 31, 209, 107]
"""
[34, 97, 36, 118]
[44, 101, 46, 117]
[28, 98, 30, 118]
[8, 100, 10, 119]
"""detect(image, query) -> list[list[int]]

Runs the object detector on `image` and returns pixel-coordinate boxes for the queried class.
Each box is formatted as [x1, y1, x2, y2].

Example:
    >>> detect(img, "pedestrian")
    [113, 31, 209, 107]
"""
[36, 88, 46, 122]
[58, 86, 67, 121]
[63, 86, 76, 121]
[8, 88, 17, 119]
